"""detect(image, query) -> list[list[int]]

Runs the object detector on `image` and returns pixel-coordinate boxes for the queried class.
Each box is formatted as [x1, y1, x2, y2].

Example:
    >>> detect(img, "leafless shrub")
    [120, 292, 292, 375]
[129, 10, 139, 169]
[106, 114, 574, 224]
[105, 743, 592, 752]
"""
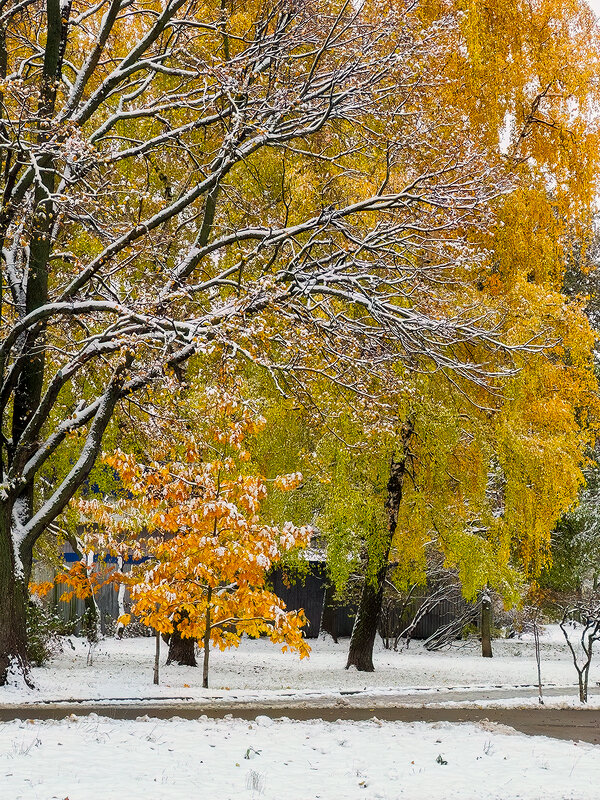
[559, 599, 600, 703]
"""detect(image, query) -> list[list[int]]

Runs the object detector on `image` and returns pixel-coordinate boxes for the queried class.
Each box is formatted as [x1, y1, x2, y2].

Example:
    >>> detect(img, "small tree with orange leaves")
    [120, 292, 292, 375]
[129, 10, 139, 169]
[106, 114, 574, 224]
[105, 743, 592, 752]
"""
[67, 384, 311, 686]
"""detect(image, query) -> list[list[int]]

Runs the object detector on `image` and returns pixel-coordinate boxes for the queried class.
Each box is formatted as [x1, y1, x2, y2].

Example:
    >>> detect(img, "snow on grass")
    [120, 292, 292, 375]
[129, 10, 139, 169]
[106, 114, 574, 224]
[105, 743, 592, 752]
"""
[0, 625, 594, 705]
[0, 714, 598, 800]
[1, 626, 598, 798]
[425, 695, 600, 709]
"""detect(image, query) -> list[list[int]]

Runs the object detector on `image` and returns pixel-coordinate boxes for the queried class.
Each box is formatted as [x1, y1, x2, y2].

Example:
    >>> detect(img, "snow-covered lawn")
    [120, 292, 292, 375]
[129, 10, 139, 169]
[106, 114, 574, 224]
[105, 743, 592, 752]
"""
[0, 625, 596, 706]
[1, 714, 598, 800]
[2, 626, 600, 799]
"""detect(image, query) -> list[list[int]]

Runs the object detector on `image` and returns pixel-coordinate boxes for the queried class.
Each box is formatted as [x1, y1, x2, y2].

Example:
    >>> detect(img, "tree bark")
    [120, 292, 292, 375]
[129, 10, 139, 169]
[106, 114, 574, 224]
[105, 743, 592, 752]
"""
[202, 587, 212, 688]
[153, 629, 160, 685]
[345, 556, 390, 671]
[0, 504, 32, 686]
[481, 592, 493, 658]
[166, 612, 197, 667]
[0, 1, 70, 686]
[346, 422, 413, 671]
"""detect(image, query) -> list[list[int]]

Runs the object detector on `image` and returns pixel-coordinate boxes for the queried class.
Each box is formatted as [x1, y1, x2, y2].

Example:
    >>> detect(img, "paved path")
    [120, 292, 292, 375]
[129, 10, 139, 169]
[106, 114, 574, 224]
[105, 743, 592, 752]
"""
[1, 685, 600, 744]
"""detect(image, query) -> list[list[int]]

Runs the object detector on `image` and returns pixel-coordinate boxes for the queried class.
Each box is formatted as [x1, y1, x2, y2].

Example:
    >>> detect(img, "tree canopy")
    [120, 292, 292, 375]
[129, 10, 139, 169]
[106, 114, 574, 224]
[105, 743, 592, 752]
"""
[1, 0, 600, 684]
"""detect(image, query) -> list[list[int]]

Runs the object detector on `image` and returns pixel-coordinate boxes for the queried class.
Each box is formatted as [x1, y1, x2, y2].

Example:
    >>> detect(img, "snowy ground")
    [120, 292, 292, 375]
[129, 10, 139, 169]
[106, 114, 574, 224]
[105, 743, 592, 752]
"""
[0, 625, 596, 706]
[2, 627, 600, 799]
[2, 714, 599, 800]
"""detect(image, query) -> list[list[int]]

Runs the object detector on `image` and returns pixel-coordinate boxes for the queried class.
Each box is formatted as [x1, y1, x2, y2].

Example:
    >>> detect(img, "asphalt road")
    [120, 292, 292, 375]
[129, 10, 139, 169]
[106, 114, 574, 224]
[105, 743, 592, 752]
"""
[1, 699, 599, 745]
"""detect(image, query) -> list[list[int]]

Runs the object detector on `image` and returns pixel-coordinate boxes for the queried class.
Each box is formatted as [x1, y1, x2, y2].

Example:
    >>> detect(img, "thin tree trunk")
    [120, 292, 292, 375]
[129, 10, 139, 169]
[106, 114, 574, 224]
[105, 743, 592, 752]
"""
[533, 621, 543, 704]
[203, 587, 212, 688]
[116, 557, 126, 639]
[481, 592, 493, 658]
[576, 668, 586, 703]
[346, 422, 413, 672]
[153, 628, 160, 685]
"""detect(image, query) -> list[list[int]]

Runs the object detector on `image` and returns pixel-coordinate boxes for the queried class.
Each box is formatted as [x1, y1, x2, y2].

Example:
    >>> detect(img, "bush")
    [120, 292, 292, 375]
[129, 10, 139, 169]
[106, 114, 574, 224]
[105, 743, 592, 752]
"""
[26, 599, 74, 666]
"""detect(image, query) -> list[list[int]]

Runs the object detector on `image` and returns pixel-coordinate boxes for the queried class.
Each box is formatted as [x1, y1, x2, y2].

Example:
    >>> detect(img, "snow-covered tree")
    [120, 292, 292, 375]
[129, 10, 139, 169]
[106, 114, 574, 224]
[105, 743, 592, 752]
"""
[1, 0, 598, 686]
[0, 0, 518, 684]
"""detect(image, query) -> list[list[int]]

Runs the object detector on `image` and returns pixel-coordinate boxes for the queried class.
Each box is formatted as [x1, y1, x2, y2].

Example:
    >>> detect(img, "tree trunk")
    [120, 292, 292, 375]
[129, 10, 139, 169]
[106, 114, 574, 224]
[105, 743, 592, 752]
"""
[166, 613, 197, 667]
[481, 592, 493, 658]
[345, 556, 389, 671]
[202, 587, 212, 688]
[0, 506, 32, 685]
[153, 629, 160, 685]
[0, 1, 71, 688]
[346, 423, 413, 672]
[579, 673, 587, 703]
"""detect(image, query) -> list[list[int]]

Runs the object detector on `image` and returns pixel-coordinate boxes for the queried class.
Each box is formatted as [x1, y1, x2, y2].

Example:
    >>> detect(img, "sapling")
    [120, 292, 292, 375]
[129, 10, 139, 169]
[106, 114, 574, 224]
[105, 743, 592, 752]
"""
[532, 619, 543, 705]
[559, 603, 600, 703]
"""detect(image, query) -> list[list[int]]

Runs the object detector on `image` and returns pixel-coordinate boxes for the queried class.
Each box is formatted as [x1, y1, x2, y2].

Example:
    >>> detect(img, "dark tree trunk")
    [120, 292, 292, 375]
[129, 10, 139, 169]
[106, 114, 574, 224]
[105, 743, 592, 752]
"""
[346, 422, 413, 671]
[0, 504, 32, 685]
[481, 592, 493, 658]
[166, 630, 197, 666]
[166, 613, 197, 667]
[0, 2, 70, 688]
[345, 556, 390, 671]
